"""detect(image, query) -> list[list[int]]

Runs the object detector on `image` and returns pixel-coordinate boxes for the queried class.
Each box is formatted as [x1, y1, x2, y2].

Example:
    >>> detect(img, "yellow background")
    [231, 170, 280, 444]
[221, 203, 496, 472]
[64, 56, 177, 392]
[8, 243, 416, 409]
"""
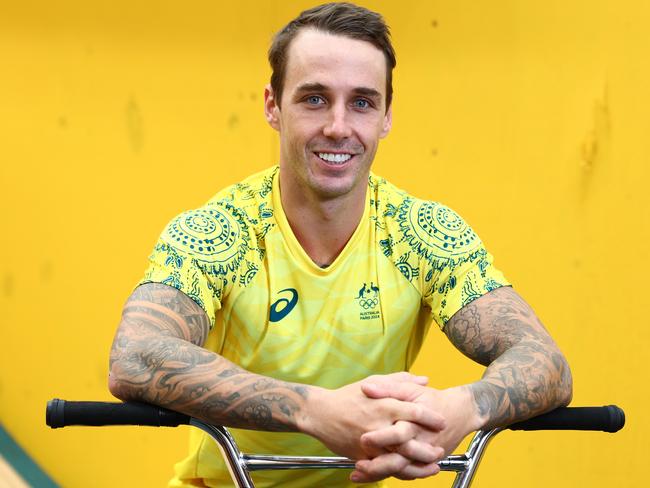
[1, 0, 647, 486]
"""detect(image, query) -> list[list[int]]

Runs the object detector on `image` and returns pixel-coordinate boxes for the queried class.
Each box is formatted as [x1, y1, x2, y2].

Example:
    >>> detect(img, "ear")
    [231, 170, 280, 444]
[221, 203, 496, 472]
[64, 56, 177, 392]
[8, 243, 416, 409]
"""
[264, 84, 281, 131]
[380, 103, 392, 138]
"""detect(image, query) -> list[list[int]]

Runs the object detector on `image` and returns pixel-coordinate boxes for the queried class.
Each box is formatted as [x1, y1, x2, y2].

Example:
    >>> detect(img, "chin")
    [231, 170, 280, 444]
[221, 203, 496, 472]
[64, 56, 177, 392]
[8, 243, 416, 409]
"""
[307, 176, 359, 200]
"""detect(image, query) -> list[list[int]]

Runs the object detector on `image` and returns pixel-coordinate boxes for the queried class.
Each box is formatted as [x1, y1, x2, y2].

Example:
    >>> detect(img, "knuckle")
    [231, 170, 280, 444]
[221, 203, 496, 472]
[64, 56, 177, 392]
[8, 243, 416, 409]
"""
[397, 440, 416, 458]
[391, 454, 410, 473]
[360, 434, 376, 450]
[392, 422, 406, 438]
[409, 404, 423, 420]
[399, 421, 415, 438]
[397, 465, 422, 480]
[435, 446, 447, 461]
[396, 471, 417, 481]
[400, 441, 436, 464]
[363, 462, 384, 477]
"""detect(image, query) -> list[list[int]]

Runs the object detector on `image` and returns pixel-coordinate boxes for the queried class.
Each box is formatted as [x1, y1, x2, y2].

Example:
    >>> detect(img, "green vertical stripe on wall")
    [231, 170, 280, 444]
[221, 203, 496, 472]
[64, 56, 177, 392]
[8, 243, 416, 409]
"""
[0, 424, 58, 487]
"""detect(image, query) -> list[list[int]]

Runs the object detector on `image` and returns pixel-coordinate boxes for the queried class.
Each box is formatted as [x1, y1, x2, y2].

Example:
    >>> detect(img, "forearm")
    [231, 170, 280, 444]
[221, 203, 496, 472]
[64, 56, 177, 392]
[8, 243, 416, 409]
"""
[108, 283, 313, 432]
[467, 340, 572, 429]
[445, 286, 573, 430]
[109, 332, 311, 431]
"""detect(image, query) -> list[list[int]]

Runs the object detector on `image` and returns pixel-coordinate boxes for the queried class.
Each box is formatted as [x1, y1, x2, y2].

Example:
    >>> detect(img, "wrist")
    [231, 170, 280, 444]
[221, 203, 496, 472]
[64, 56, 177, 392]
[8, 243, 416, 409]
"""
[465, 381, 494, 431]
[296, 385, 330, 437]
[447, 384, 486, 433]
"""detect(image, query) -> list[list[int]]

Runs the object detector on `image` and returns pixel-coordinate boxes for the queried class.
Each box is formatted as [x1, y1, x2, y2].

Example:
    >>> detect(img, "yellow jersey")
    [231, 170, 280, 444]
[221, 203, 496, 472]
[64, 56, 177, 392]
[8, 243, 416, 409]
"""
[141, 166, 508, 487]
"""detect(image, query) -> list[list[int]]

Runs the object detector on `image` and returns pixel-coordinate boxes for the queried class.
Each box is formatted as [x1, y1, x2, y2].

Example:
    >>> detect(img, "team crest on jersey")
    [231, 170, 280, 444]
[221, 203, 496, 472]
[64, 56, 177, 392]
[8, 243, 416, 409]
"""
[356, 282, 381, 321]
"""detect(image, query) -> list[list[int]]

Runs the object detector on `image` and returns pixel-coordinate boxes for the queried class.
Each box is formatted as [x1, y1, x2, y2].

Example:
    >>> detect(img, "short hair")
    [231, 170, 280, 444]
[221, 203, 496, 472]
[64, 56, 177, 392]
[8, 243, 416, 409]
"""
[268, 2, 396, 110]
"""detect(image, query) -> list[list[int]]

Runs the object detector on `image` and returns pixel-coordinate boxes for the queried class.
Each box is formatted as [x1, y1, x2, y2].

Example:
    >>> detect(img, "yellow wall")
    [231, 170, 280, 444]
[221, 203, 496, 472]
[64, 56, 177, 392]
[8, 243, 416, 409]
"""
[1, 1, 647, 486]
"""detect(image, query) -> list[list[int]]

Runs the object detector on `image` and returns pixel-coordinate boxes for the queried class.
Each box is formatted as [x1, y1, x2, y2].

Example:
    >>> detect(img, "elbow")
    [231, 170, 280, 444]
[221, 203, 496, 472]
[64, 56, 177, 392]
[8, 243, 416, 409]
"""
[557, 357, 573, 407]
[108, 359, 145, 403]
[108, 327, 151, 403]
[107, 371, 128, 401]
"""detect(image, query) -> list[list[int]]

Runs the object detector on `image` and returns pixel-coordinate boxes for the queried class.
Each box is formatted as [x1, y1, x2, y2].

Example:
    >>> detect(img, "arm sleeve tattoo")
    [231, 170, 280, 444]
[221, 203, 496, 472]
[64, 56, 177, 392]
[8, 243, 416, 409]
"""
[444, 286, 573, 429]
[108, 283, 309, 431]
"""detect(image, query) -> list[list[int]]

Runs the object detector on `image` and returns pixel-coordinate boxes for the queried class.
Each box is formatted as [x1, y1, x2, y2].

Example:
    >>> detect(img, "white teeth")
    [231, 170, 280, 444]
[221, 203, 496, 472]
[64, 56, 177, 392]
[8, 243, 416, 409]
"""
[318, 152, 352, 164]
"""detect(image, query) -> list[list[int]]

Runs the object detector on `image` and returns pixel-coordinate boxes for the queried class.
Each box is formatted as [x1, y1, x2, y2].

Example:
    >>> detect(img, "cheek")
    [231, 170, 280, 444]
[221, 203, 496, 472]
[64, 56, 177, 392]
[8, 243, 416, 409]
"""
[358, 127, 382, 148]
[353, 114, 386, 138]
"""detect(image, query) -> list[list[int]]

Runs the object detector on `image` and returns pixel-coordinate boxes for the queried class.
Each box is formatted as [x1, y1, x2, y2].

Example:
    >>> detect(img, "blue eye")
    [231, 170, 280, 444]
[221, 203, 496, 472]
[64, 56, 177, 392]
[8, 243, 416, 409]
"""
[354, 99, 370, 109]
[306, 96, 324, 105]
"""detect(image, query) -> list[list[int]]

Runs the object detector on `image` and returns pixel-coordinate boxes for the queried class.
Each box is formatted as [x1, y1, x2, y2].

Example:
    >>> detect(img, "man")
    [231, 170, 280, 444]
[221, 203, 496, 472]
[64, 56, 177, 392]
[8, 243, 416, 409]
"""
[108, 3, 572, 487]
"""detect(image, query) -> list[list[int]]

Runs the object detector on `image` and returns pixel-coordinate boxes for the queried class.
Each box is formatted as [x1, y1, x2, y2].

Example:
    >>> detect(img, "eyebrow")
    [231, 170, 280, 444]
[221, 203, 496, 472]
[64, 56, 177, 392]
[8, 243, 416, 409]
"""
[293, 83, 382, 102]
[294, 82, 328, 95]
[352, 87, 382, 101]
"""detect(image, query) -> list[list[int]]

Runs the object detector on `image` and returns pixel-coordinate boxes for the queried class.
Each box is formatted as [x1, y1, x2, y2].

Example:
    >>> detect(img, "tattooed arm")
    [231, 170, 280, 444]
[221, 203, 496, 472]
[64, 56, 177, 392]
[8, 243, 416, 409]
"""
[445, 285, 573, 429]
[108, 282, 445, 462]
[352, 286, 572, 482]
[108, 283, 309, 431]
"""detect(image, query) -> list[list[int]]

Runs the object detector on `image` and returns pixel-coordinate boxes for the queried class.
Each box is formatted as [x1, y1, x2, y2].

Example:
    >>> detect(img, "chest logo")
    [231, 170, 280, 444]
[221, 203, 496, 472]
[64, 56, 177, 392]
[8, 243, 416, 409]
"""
[269, 288, 299, 322]
[356, 282, 381, 321]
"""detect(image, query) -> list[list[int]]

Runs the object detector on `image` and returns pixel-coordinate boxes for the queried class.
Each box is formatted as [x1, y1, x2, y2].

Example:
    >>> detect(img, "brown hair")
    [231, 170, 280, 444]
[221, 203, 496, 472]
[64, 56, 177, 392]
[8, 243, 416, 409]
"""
[268, 2, 396, 110]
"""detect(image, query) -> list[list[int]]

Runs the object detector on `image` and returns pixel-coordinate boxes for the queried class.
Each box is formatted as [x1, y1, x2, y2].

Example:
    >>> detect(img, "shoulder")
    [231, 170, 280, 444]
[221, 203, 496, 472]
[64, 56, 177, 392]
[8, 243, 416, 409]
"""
[207, 166, 277, 211]
[158, 167, 278, 270]
[369, 173, 482, 267]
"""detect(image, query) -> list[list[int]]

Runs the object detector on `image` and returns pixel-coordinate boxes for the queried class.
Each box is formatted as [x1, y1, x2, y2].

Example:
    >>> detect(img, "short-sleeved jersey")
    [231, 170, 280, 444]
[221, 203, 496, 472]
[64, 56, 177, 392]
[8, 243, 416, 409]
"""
[141, 166, 508, 488]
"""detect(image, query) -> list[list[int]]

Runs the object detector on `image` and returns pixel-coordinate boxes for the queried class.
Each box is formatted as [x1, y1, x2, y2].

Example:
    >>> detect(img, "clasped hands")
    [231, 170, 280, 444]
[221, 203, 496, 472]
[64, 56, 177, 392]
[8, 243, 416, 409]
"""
[303, 372, 482, 483]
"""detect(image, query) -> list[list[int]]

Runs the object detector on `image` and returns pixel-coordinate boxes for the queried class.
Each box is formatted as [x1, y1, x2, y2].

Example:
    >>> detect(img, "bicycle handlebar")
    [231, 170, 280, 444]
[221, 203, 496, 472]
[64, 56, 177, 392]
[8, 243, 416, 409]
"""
[508, 405, 624, 433]
[46, 399, 190, 428]
[46, 399, 625, 488]
[46, 399, 625, 433]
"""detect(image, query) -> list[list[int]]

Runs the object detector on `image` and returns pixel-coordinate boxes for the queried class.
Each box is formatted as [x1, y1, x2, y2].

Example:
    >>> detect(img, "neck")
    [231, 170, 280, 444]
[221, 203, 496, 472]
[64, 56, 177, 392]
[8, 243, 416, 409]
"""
[279, 172, 367, 267]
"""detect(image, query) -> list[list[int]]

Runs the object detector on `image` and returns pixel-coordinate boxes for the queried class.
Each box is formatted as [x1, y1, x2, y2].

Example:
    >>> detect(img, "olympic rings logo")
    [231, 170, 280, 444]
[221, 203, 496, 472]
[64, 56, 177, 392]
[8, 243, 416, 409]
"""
[358, 297, 379, 310]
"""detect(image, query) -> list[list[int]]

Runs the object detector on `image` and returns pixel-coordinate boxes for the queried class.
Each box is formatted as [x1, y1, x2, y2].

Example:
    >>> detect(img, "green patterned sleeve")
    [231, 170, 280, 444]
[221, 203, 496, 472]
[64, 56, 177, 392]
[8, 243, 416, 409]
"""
[373, 178, 510, 331]
[413, 203, 510, 329]
[138, 205, 252, 327]
[140, 241, 219, 326]
[425, 245, 510, 329]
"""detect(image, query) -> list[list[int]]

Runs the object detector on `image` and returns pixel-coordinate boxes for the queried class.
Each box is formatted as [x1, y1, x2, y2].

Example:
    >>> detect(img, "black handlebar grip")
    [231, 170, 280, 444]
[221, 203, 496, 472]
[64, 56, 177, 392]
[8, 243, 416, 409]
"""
[46, 399, 191, 429]
[508, 405, 625, 433]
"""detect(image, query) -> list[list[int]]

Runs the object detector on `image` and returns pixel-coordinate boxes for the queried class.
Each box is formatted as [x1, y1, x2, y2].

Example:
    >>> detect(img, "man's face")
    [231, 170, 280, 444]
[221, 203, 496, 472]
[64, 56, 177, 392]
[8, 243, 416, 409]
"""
[265, 29, 392, 201]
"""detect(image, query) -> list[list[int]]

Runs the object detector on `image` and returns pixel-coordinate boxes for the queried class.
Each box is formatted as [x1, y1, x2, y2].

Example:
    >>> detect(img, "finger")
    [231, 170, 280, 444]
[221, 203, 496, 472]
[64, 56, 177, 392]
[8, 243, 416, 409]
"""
[352, 457, 442, 483]
[361, 421, 417, 450]
[396, 401, 447, 431]
[352, 453, 410, 483]
[360, 383, 447, 430]
[361, 380, 420, 401]
[363, 372, 428, 391]
[362, 424, 443, 464]
[384, 371, 429, 385]
[350, 469, 377, 484]
[359, 434, 386, 458]
[393, 461, 441, 480]
[394, 442, 445, 465]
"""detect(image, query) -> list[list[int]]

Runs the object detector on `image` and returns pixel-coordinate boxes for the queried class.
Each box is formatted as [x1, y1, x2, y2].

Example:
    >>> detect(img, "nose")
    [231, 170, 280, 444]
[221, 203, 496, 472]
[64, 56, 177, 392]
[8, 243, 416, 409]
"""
[322, 102, 352, 140]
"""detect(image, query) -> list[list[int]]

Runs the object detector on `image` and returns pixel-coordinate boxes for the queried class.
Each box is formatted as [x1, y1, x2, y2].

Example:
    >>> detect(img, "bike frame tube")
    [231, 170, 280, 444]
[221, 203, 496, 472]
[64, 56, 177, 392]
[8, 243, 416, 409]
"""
[449, 428, 502, 488]
[190, 420, 256, 488]
[192, 417, 502, 488]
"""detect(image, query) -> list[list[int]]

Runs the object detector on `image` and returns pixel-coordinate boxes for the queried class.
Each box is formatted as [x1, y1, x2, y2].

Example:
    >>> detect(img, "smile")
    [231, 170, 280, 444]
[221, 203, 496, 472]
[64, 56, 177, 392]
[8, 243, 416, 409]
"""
[317, 152, 353, 164]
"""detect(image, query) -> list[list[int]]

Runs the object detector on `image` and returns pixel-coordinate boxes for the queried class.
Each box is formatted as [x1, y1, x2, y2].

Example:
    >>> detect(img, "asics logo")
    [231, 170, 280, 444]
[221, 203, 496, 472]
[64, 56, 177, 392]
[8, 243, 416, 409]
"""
[269, 288, 299, 322]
